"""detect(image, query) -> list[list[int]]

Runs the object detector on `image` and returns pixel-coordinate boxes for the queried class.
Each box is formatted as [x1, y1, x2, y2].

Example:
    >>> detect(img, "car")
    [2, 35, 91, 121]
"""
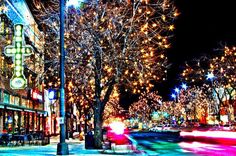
[149, 125, 164, 131]
[149, 124, 171, 132]
[102, 121, 135, 152]
[222, 125, 231, 131]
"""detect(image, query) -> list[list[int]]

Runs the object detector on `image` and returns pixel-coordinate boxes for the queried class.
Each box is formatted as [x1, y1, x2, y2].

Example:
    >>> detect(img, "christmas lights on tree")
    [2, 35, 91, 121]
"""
[30, 0, 177, 148]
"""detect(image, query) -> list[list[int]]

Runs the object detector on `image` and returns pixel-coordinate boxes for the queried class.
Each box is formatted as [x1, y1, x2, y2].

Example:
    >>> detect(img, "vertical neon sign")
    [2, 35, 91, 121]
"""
[4, 24, 33, 89]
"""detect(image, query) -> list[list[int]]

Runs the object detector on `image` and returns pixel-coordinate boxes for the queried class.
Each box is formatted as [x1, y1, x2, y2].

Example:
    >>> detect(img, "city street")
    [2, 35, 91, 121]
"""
[136, 139, 236, 156]
[131, 131, 236, 156]
[1, 132, 236, 156]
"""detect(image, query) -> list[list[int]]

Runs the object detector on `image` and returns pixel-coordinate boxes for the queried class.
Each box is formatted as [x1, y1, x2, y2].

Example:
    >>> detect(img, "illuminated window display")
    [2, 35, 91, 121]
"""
[20, 111, 25, 133]
[10, 95, 14, 104]
[15, 96, 20, 105]
[3, 92, 10, 104]
[14, 111, 19, 132]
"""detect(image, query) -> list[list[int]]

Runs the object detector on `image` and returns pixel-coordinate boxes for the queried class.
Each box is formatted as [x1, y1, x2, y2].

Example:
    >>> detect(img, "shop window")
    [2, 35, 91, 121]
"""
[10, 95, 14, 104]
[40, 116, 43, 131]
[26, 100, 29, 108]
[29, 112, 33, 131]
[3, 92, 10, 104]
[21, 112, 25, 133]
[15, 97, 20, 105]
[5, 111, 13, 132]
[34, 113, 37, 131]
[39, 104, 43, 110]
[29, 100, 33, 109]
[21, 98, 29, 107]
[21, 98, 26, 107]
[14, 111, 19, 133]
[34, 103, 39, 110]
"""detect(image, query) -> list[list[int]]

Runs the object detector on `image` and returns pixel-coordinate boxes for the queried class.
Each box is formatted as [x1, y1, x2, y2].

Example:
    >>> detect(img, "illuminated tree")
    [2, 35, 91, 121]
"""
[29, 0, 177, 148]
[103, 87, 123, 124]
[160, 101, 183, 122]
[181, 46, 236, 121]
[209, 47, 236, 104]
[129, 91, 162, 123]
[178, 85, 215, 124]
[181, 56, 209, 84]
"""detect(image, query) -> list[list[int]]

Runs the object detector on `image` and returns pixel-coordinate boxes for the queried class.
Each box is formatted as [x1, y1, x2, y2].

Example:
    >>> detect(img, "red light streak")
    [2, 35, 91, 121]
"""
[180, 131, 236, 139]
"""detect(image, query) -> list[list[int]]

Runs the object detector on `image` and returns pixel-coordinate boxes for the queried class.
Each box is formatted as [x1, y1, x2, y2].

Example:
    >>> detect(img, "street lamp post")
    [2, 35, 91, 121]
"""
[57, 0, 69, 155]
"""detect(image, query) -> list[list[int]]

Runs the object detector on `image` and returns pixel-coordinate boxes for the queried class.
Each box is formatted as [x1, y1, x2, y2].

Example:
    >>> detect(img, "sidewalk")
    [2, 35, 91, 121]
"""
[50, 135, 84, 144]
[0, 136, 140, 156]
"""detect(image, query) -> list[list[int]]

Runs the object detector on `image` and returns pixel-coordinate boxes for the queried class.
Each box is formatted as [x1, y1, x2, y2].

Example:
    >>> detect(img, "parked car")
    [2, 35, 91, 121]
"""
[222, 125, 231, 131]
[149, 124, 171, 132]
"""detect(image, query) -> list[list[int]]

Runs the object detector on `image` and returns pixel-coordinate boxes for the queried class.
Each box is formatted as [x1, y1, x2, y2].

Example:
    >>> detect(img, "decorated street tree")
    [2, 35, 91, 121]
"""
[160, 101, 184, 123]
[181, 56, 209, 84]
[29, 0, 177, 148]
[129, 98, 150, 123]
[129, 91, 162, 124]
[103, 87, 123, 125]
[181, 46, 236, 121]
[208, 47, 236, 116]
[178, 85, 215, 124]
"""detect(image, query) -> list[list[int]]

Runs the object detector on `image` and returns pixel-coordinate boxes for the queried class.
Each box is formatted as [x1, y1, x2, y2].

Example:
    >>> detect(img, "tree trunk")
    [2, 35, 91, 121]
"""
[93, 107, 103, 149]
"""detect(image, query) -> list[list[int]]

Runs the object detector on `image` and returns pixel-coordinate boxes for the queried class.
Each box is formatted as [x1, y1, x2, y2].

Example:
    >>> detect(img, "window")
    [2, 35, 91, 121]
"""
[15, 97, 20, 105]
[21, 98, 26, 107]
[3, 92, 10, 104]
[10, 95, 14, 104]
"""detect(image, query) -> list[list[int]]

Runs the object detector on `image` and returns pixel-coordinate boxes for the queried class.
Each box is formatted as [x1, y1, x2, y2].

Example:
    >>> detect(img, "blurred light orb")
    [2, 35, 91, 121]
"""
[110, 121, 125, 135]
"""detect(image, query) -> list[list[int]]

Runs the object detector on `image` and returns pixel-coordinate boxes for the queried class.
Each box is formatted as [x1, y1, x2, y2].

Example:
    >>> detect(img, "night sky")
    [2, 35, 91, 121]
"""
[158, 0, 236, 100]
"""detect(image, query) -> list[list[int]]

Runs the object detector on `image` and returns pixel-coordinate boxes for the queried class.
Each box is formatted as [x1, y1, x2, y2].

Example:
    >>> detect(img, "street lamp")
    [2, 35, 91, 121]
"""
[57, 0, 69, 155]
[206, 72, 215, 81]
[171, 93, 176, 99]
[181, 83, 187, 90]
[174, 87, 180, 94]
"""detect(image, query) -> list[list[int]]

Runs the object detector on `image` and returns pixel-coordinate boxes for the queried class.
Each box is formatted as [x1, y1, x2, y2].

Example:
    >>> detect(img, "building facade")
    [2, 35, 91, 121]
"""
[0, 0, 47, 135]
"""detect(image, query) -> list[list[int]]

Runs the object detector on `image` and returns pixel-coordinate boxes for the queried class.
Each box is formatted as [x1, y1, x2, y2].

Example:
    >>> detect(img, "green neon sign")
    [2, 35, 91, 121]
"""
[4, 24, 33, 89]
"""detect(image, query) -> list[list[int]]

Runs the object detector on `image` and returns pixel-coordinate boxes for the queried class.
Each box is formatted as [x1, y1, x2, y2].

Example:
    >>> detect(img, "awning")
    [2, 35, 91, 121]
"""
[24, 109, 35, 113]
[6, 106, 22, 111]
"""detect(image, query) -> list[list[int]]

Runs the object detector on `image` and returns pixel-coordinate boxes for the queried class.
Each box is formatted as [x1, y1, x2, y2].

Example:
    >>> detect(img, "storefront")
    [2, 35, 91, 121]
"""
[0, 88, 47, 134]
[0, 0, 47, 137]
